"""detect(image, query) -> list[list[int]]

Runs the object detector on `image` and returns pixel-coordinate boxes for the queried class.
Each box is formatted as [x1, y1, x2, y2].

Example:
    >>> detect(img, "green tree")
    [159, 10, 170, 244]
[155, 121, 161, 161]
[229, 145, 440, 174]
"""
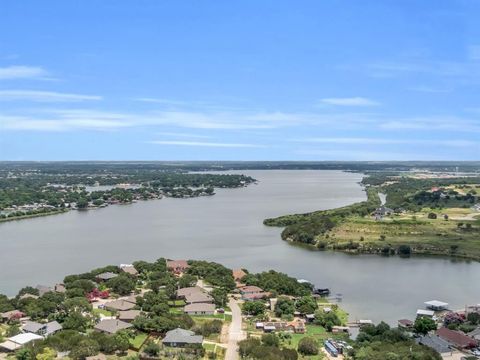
[107, 275, 135, 295]
[36, 347, 56, 360]
[275, 297, 295, 318]
[295, 296, 318, 314]
[242, 301, 266, 316]
[143, 341, 160, 357]
[414, 317, 437, 335]
[298, 337, 318, 355]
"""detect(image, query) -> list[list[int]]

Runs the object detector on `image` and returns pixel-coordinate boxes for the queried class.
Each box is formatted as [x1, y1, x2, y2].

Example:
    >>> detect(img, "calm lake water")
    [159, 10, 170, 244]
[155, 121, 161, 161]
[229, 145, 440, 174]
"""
[1, 170, 479, 324]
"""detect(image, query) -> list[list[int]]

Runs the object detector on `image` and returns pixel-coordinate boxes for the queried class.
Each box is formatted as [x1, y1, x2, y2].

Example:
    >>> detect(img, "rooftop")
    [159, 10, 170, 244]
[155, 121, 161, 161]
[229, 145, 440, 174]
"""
[94, 319, 132, 334]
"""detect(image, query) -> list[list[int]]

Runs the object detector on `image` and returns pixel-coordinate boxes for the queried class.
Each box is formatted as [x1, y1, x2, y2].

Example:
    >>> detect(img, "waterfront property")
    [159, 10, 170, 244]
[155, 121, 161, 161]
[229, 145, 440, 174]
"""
[436, 327, 478, 349]
[166, 259, 189, 274]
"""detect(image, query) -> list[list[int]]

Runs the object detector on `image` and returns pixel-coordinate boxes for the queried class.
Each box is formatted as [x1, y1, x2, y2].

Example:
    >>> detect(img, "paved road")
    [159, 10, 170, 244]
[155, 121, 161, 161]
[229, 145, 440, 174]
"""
[225, 298, 246, 360]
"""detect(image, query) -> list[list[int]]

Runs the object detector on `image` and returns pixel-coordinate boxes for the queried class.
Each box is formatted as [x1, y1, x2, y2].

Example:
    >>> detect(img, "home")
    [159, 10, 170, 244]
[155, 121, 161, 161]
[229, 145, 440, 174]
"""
[436, 327, 478, 349]
[95, 272, 118, 282]
[120, 264, 138, 276]
[239, 285, 269, 301]
[94, 319, 133, 334]
[176, 286, 204, 299]
[398, 319, 413, 329]
[162, 328, 203, 347]
[166, 259, 189, 274]
[118, 310, 142, 322]
[374, 206, 394, 217]
[184, 303, 215, 315]
[416, 309, 435, 318]
[0, 333, 43, 351]
[240, 285, 263, 295]
[1, 310, 24, 323]
[287, 319, 306, 334]
[232, 268, 247, 282]
[104, 299, 136, 312]
[22, 320, 62, 337]
[416, 334, 452, 355]
[185, 292, 214, 304]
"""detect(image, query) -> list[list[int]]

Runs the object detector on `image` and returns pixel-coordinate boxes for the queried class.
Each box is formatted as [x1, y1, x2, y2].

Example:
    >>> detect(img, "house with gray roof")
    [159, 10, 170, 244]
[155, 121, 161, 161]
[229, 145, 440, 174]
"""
[118, 310, 142, 322]
[96, 272, 118, 282]
[176, 286, 204, 299]
[104, 299, 136, 311]
[184, 303, 215, 315]
[94, 319, 132, 334]
[162, 328, 203, 347]
[184, 292, 213, 304]
[22, 320, 62, 337]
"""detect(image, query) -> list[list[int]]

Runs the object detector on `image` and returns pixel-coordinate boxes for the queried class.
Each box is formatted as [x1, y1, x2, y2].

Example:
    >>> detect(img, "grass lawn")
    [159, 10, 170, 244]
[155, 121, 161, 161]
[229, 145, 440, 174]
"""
[93, 308, 113, 317]
[129, 332, 148, 350]
[169, 307, 184, 315]
[192, 313, 231, 321]
[168, 299, 186, 307]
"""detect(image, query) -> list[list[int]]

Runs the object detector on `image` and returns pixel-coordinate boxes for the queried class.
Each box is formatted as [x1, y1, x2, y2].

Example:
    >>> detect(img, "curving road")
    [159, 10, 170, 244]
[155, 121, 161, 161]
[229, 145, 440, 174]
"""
[225, 298, 246, 360]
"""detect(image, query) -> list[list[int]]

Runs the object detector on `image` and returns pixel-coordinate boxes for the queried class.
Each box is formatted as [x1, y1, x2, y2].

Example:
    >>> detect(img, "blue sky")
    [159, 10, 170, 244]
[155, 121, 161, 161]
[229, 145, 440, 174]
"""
[1, 0, 480, 161]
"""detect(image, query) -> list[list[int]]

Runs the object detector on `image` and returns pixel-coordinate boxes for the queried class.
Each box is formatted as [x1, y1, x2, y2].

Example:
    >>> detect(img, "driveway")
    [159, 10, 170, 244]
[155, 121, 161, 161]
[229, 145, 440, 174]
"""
[225, 297, 246, 360]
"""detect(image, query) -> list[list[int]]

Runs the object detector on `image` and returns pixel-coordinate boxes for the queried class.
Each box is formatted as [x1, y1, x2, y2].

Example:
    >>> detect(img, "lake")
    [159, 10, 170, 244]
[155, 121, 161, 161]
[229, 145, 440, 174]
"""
[1, 170, 479, 324]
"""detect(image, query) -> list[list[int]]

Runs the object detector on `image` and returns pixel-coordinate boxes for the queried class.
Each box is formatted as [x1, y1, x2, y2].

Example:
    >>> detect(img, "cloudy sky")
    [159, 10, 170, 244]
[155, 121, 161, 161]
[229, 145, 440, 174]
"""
[1, 1, 480, 160]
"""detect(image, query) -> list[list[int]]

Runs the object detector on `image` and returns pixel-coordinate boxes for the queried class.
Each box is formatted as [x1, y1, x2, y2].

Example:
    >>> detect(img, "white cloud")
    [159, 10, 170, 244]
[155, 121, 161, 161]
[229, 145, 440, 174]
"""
[0, 66, 50, 80]
[320, 97, 380, 106]
[295, 137, 477, 147]
[0, 90, 102, 102]
[148, 140, 265, 148]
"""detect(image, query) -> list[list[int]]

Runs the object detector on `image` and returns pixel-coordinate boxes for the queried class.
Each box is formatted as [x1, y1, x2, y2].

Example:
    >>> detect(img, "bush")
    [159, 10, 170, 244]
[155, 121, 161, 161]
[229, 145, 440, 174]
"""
[428, 212, 437, 219]
[143, 341, 160, 357]
[298, 337, 319, 355]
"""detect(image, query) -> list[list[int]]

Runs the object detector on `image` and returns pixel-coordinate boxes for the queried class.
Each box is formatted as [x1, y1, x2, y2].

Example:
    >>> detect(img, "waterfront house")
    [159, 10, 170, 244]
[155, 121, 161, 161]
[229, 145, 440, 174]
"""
[416, 334, 452, 355]
[0, 333, 43, 351]
[94, 319, 132, 334]
[22, 320, 62, 337]
[95, 272, 118, 282]
[416, 309, 435, 318]
[120, 264, 138, 276]
[398, 319, 413, 329]
[436, 327, 478, 349]
[166, 260, 189, 274]
[425, 300, 449, 311]
[184, 303, 215, 315]
[104, 299, 136, 312]
[118, 310, 142, 322]
[162, 328, 203, 347]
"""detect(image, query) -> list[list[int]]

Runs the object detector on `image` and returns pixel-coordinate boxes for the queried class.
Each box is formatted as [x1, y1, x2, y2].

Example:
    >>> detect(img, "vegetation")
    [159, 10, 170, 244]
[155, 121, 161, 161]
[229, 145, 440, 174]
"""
[265, 172, 480, 260]
[0, 162, 255, 222]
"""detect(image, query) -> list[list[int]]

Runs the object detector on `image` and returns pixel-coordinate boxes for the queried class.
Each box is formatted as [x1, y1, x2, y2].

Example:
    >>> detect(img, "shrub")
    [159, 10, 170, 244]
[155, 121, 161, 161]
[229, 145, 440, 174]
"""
[298, 337, 319, 355]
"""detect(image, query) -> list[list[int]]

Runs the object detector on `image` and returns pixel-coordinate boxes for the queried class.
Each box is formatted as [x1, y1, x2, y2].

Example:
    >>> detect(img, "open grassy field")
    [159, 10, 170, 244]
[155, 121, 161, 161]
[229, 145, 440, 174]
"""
[321, 207, 480, 260]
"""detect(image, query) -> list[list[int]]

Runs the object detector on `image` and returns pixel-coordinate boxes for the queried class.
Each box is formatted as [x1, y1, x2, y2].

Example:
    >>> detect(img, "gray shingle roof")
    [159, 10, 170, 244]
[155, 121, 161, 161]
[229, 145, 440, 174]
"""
[162, 328, 203, 345]
[94, 319, 132, 334]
